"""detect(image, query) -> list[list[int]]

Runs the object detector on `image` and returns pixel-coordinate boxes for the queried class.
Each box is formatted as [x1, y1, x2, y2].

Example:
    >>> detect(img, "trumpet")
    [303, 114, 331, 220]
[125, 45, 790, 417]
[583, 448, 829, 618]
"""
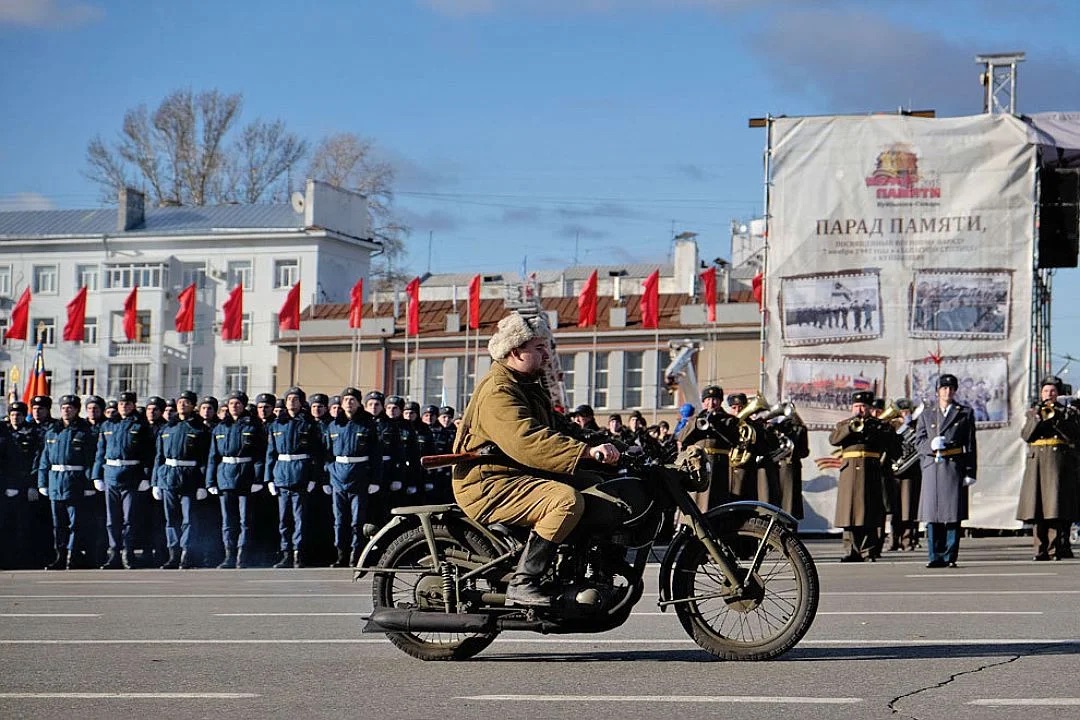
[848, 416, 869, 433]
[1039, 401, 1057, 421]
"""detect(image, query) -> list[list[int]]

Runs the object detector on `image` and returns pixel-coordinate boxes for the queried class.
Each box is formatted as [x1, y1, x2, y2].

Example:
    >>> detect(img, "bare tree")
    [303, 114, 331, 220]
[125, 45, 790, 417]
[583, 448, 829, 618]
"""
[227, 119, 308, 204]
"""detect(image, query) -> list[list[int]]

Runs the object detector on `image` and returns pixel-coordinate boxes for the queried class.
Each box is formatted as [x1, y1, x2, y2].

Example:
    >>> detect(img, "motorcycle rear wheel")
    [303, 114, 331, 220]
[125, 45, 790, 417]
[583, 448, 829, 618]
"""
[373, 524, 501, 661]
[672, 516, 818, 660]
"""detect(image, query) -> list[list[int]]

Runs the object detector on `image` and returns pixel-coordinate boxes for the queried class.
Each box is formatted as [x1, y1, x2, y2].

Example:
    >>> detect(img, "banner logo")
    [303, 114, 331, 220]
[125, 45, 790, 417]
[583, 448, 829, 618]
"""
[865, 143, 941, 201]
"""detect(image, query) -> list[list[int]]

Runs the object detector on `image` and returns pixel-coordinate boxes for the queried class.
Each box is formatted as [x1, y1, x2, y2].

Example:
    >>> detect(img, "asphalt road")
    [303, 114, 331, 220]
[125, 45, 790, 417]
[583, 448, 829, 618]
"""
[0, 536, 1077, 720]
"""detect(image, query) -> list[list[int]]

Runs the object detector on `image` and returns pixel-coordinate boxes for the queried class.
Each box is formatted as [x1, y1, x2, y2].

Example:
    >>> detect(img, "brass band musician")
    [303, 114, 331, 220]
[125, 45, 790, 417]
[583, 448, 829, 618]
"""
[725, 393, 780, 506]
[1017, 375, 1080, 561]
[677, 385, 736, 510]
[890, 398, 922, 551]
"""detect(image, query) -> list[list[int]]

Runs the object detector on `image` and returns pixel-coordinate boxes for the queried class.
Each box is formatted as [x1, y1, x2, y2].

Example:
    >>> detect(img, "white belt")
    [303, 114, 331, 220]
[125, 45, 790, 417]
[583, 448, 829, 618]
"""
[335, 456, 369, 464]
[106, 459, 141, 467]
[382, 455, 392, 461]
[51, 465, 85, 472]
[277, 453, 310, 462]
[165, 459, 197, 467]
[221, 456, 253, 464]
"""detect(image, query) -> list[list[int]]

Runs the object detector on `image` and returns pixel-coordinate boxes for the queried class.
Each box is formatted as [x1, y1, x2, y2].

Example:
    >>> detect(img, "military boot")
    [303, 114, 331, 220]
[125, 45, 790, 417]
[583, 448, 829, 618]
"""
[505, 532, 558, 607]
[217, 550, 237, 569]
[160, 549, 181, 570]
[235, 549, 248, 569]
[121, 550, 134, 570]
[350, 548, 362, 567]
[178, 550, 196, 569]
[332, 548, 350, 568]
[272, 551, 293, 569]
[100, 549, 123, 570]
[45, 549, 68, 571]
[293, 550, 305, 568]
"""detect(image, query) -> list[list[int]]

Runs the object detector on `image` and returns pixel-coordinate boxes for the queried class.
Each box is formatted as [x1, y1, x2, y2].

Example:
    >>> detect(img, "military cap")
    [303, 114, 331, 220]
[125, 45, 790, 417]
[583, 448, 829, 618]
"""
[165, 398, 177, 409]
[309, 393, 329, 407]
[422, 404, 439, 416]
[274, 398, 286, 409]
[84, 395, 105, 408]
[937, 374, 959, 390]
[405, 400, 421, 412]
[106, 399, 119, 410]
[59, 394, 81, 408]
[870, 398, 886, 411]
[146, 396, 166, 409]
[340, 387, 363, 402]
[31, 395, 52, 409]
[701, 385, 724, 401]
[226, 390, 248, 404]
[365, 390, 385, 403]
[726, 393, 748, 407]
[852, 390, 875, 405]
[329, 395, 342, 406]
[572, 403, 595, 418]
[8, 401, 27, 415]
[1040, 375, 1064, 391]
[629, 410, 645, 420]
[177, 390, 198, 404]
[255, 393, 276, 406]
[385, 395, 405, 408]
[438, 406, 455, 418]
[284, 386, 306, 403]
[246, 403, 257, 415]
[199, 395, 219, 410]
[607, 413, 623, 423]
[895, 398, 914, 411]
[116, 391, 138, 404]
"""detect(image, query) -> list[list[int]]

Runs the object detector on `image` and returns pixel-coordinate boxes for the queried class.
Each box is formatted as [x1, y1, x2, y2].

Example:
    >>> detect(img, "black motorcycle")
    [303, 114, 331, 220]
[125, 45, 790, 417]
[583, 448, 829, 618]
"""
[354, 445, 818, 661]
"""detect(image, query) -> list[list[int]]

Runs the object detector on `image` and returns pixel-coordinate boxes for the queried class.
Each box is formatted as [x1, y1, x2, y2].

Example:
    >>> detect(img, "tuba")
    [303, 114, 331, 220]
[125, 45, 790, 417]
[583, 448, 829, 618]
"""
[729, 394, 770, 467]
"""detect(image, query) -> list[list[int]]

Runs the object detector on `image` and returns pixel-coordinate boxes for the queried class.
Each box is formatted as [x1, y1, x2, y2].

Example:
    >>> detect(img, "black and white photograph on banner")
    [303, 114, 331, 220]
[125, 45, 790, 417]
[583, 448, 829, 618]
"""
[908, 354, 1010, 427]
[909, 269, 1012, 339]
[780, 270, 883, 346]
[780, 354, 888, 430]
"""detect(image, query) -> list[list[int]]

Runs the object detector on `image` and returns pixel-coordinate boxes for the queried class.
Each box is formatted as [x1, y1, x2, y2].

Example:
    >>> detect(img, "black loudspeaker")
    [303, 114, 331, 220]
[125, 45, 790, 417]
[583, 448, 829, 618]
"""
[1038, 168, 1080, 269]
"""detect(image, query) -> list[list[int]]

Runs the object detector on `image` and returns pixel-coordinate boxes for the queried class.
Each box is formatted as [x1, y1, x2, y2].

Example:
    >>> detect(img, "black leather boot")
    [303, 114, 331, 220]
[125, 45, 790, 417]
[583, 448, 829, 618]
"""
[272, 551, 293, 569]
[101, 549, 123, 570]
[332, 548, 349, 568]
[46, 549, 68, 571]
[236, 549, 248, 569]
[350, 548, 362, 567]
[217, 550, 237, 569]
[505, 532, 558, 607]
[293, 550, 305, 568]
[178, 550, 196, 569]
[160, 549, 181, 570]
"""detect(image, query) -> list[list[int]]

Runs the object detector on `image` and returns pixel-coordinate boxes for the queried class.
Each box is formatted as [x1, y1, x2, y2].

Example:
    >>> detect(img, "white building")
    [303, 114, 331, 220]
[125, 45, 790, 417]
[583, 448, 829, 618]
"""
[0, 180, 378, 401]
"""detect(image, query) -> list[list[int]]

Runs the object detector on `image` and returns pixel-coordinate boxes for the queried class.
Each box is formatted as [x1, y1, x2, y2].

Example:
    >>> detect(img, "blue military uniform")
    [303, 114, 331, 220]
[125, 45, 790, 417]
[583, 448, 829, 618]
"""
[265, 387, 325, 568]
[36, 396, 97, 570]
[206, 392, 266, 568]
[152, 395, 211, 569]
[92, 392, 154, 568]
[323, 389, 382, 567]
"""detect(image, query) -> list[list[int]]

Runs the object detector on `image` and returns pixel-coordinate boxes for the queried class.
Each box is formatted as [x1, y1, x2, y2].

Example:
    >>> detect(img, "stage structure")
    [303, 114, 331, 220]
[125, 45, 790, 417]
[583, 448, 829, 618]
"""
[756, 111, 1080, 530]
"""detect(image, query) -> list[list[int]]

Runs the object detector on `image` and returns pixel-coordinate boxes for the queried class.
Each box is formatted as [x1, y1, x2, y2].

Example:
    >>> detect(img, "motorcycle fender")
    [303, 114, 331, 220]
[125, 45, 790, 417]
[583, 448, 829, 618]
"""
[353, 515, 418, 579]
[657, 501, 797, 608]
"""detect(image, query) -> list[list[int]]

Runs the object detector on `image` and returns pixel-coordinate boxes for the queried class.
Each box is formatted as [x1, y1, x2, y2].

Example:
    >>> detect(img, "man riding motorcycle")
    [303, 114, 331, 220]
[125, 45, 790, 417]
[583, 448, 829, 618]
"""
[451, 312, 620, 607]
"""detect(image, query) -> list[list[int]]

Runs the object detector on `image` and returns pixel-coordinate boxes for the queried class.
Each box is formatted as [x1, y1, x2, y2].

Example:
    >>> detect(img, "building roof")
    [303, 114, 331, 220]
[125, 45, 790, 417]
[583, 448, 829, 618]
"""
[0, 204, 305, 239]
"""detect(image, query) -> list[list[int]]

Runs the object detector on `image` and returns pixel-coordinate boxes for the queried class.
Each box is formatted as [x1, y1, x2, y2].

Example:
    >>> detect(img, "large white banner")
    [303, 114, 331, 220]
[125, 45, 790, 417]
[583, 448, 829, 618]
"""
[765, 114, 1035, 530]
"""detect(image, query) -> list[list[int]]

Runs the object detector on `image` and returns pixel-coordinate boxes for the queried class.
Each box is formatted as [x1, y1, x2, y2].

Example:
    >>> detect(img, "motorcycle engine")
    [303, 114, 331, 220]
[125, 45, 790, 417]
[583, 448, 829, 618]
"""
[583, 477, 663, 548]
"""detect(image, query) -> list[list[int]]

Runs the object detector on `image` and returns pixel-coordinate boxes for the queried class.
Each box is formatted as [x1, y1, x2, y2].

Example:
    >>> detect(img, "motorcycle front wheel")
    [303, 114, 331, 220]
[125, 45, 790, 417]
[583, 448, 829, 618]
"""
[373, 524, 501, 661]
[672, 516, 818, 660]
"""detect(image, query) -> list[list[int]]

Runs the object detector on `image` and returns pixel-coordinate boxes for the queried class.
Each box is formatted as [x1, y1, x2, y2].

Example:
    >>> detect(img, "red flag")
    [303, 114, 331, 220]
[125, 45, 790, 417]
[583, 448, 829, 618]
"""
[123, 286, 139, 341]
[21, 342, 49, 404]
[6, 287, 30, 342]
[577, 270, 598, 328]
[751, 272, 764, 310]
[699, 267, 717, 323]
[641, 269, 660, 329]
[279, 282, 301, 331]
[175, 283, 196, 333]
[221, 285, 244, 341]
[467, 274, 481, 330]
[405, 276, 420, 335]
[62, 286, 88, 342]
[349, 278, 364, 329]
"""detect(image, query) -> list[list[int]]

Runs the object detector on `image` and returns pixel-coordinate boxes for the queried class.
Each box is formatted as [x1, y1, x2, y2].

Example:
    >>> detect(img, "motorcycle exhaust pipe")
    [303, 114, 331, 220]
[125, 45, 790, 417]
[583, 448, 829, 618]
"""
[363, 607, 497, 634]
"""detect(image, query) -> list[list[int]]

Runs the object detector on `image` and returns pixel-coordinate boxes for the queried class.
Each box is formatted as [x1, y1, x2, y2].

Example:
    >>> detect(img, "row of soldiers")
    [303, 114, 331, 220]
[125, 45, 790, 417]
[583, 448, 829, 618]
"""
[0, 389, 460, 570]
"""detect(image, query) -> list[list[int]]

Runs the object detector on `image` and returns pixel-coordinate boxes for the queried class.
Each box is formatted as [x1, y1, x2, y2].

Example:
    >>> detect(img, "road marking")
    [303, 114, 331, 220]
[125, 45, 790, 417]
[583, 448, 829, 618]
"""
[0, 613, 100, 618]
[0, 637, 1074, 647]
[458, 695, 862, 704]
[631, 611, 1042, 616]
[903, 572, 1059, 578]
[970, 699, 1080, 706]
[0, 692, 258, 699]
[244, 580, 356, 584]
[0, 594, 363, 599]
[823, 590, 1080, 596]
[35, 580, 173, 585]
[213, 612, 367, 617]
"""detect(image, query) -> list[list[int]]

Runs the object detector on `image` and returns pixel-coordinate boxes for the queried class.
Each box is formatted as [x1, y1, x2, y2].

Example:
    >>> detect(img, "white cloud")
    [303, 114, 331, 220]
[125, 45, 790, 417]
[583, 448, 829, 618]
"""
[0, 192, 55, 210]
[0, 0, 103, 28]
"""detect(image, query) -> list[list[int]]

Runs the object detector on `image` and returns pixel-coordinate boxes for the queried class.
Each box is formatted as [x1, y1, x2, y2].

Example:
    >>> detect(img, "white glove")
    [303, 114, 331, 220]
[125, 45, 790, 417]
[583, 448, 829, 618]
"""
[83, 489, 96, 497]
[208, 486, 219, 495]
[38, 487, 49, 497]
[250, 483, 264, 493]
[930, 436, 947, 451]
[137, 479, 151, 492]
[307, 481, 316, 493]
[93, 480, 106, 492]
[268, 482, 278, 496]
[424, 483, 434, 492]
[195, 488, 208, 501]
[28, 488, 39, 501]
[321, 484, 332, 495]
[389, 481, 402, 492]
[405, 486, 417, 495]
[4, 488, 17, 498]
[367, 484, 380, 495]
[963, 476, 977, 487]
[151, 487, 162, 501]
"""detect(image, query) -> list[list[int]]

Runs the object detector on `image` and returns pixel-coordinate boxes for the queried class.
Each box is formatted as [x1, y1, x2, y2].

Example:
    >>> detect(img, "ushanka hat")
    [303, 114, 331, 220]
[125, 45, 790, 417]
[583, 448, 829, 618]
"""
[488, 312, 541, 361]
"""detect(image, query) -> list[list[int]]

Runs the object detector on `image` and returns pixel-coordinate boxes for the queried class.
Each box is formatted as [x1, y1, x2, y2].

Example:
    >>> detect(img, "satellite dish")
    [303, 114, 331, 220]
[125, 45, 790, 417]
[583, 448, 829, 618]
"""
[290, 191, 305, 214]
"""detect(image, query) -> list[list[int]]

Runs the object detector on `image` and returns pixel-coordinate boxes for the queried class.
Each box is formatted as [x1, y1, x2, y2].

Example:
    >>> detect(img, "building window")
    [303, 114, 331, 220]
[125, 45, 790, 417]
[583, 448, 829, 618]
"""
[241, 313, 252, 343]
[83, 316, 98, 344]
[656, 350, 677, 408]
[392, 359, 416, 398]
[224, 365, 249, 394]
[593, 352, 609, 409]
[30, 317, 56, 345]
[179, 367, 204, 395]
[112, 310, 151, 343]
[457, 354, 478, 409]
[623, 350, 644, 408]
[270, 366, 277, 392]
[423, 358, 445, 407]
[76, 264, 99, 292]
[227, 260, 253, 290]
[180, 263, 208, 290]
[74, 370, 96, 396]
[107, 364, 150, 398]
[104, 263, 167, 289]
[0, 265, 11, 297]
[273, 259, 299, 289]
[559, 354, 575, 408]
[0, 317, 8, 343]
[33, 265, 57, 294]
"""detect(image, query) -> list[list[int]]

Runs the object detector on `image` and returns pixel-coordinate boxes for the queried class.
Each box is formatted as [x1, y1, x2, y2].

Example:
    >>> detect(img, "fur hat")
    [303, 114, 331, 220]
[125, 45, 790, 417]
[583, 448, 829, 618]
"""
[488, 312, 540, 361]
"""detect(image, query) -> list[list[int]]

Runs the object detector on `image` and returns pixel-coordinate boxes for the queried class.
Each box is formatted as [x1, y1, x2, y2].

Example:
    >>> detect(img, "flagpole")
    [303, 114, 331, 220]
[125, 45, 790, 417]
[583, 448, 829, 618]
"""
[590, 325, 597, 407]
[652, 326, 660, 423]
[76, 340, 82, 394]
[186, 333, 194, 391]
[293, 330, 300, 385]
[356, 328, 362, 387]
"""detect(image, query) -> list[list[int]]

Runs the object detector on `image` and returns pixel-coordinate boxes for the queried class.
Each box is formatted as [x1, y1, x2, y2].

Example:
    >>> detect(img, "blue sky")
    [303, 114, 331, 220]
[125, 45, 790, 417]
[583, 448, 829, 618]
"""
[3, 0, 1080, 369]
